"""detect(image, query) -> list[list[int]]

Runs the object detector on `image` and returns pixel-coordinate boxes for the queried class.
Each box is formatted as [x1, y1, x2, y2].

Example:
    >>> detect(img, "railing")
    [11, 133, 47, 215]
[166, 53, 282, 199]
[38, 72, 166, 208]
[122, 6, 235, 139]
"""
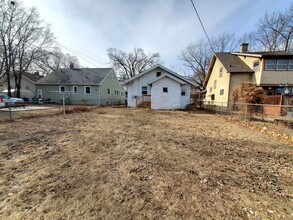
[136, 95, 151, 106]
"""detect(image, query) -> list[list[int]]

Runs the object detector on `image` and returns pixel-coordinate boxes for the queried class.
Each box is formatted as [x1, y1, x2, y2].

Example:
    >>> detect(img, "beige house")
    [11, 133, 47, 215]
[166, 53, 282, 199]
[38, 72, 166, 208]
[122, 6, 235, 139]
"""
[204, 43, 293, 106]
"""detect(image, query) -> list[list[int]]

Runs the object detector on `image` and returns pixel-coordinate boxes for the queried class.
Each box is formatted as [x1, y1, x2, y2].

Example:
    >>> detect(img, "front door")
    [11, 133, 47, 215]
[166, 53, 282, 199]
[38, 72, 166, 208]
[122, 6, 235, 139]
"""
[37, 90, 43, 99]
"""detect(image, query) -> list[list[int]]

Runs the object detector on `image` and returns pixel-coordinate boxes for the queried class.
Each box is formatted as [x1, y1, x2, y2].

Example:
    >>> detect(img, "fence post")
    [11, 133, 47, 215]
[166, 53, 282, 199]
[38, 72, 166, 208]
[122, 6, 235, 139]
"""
[245, 103, 248, 121]
[8, 104, 12, 121]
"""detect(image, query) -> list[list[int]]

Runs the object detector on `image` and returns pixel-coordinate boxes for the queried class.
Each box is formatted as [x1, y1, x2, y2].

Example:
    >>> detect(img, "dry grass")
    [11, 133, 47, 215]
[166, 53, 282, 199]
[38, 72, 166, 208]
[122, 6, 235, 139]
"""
[0, 107, 292, 219]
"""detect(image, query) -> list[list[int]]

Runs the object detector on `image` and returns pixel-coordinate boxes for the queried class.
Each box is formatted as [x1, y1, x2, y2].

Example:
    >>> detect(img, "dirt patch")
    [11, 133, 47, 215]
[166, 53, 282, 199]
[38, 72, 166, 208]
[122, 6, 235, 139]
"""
[0, 108, 292, 219]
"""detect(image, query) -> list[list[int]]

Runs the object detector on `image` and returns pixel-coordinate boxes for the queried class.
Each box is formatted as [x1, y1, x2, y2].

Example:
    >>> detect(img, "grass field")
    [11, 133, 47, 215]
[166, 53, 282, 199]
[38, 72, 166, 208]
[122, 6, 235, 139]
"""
[0, 107, 292, 219]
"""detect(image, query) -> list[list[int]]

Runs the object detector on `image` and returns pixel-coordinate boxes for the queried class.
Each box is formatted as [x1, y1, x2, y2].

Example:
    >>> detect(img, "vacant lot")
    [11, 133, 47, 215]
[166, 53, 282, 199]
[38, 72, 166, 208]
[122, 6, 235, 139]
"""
[0, 107, 292, 219]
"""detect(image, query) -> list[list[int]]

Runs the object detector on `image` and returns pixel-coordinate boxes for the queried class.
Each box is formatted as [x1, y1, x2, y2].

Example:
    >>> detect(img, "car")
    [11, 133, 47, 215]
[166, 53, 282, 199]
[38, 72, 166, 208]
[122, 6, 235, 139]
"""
[0, 96, 5, 108]
[0, 93, 25, 107]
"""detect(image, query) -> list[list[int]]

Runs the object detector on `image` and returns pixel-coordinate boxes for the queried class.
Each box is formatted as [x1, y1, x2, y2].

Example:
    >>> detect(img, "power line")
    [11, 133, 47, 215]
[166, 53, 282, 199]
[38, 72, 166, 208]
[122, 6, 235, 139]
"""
[55, 42, 102, 67]
[190, 0, 215, 53]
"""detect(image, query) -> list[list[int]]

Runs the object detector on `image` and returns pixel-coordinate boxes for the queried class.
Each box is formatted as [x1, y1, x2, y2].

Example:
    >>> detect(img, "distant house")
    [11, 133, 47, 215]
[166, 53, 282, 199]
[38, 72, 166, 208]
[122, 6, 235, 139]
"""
[0, 72, 43, 100]
[36, 68, 125, 105]
[204, 43, 293, 106]
[122, 64, 197, 109]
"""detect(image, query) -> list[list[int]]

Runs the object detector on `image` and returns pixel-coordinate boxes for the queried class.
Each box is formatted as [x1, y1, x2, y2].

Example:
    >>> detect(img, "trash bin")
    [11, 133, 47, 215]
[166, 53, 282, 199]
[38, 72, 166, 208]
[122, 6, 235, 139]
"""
[125, 99, 128, 106]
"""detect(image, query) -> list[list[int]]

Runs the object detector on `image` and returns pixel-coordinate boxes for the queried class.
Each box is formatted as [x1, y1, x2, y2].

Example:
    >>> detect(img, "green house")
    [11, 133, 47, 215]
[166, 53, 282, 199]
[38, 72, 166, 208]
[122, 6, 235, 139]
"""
[36, 68, 125, 105]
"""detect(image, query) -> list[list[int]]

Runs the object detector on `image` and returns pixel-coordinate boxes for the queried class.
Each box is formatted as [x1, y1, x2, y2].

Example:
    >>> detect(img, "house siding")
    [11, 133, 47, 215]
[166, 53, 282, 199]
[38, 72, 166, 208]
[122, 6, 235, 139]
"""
[205, 59, 231, 105]
[126, 67, 183, 107]
[36, 84, 101, 105]
[151, 77, 181, 109]
[99, 70, 125, 105]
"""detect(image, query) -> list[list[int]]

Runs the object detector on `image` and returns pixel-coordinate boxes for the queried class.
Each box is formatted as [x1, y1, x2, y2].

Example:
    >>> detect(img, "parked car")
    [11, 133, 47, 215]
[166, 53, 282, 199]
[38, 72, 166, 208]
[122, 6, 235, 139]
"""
[0, 93, 25, 107]
[0, 96, 5, 108]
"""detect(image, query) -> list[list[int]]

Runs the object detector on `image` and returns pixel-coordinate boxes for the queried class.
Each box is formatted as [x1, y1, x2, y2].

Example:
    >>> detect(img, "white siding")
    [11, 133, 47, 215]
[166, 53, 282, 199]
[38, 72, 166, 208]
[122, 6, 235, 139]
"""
[127, 67, 168, 107]
[125, 67, 192, 109]
[151, 77, 181, 109]
[180, 84, 191, 109]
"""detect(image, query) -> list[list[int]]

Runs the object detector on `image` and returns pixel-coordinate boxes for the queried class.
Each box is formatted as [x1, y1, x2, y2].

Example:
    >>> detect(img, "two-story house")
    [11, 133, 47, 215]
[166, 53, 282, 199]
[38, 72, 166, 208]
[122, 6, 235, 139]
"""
[204, 43, 293, 106]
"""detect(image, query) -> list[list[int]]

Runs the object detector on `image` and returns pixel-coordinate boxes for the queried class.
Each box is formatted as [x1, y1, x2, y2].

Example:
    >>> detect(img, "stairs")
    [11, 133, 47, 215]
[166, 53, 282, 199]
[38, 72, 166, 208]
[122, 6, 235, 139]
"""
[136, 95, 151, 109]
[138, 101, 151, 108]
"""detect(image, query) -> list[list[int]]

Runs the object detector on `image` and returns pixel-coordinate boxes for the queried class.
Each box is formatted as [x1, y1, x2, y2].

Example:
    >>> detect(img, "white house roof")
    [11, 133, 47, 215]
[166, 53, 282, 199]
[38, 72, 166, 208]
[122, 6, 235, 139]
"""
[147, 74, 186, 85]
[122, 64, 197, 87]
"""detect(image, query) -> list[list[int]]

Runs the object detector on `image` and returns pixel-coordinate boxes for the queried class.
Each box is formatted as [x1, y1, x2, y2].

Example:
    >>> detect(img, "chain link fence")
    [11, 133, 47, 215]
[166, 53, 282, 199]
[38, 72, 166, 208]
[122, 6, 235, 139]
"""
[0, 98, 127, 121]
[200, 101, 293, 122]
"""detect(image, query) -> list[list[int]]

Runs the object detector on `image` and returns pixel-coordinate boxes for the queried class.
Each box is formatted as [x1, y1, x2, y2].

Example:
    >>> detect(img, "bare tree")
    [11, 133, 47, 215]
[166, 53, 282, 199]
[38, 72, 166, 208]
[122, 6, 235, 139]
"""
[212, 32, 237, 52]
[179, 40, 211, 91]
[179, 32, 237, 90]
[107, 47, 160, 80]
[252, 4, 293, 52]
[0, 0, 55, 97]
[34, 49, 81, 75]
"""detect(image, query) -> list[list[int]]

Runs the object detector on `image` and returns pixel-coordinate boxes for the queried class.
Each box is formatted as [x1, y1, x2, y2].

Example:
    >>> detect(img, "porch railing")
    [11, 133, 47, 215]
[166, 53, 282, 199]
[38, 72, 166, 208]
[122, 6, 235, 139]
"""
[136, 95, 151, 106]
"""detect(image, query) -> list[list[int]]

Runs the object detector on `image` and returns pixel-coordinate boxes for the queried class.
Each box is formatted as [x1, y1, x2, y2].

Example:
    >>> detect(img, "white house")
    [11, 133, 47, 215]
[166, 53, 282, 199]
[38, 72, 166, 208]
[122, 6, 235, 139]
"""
[122, 64, 197, 109]
[0, 72, 43, 100]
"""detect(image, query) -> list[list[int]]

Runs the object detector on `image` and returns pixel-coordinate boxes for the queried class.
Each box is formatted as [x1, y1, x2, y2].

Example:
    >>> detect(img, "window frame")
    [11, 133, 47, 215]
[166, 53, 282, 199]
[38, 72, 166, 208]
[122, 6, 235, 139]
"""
[141, 86, 148, 95]
[73, 86, 78, 94]
[288, 59, 293, 70]
[181, 85, 186, 96]
[253, 61, 260, 68]
[219, 89, 224, 96]
[163, 87, 168, 93]
[213, 80, 217, 89]
[59, 85, 65, 93]
[265, 59, 276, 70]
[219, 67, 223, 78]
[84, 86, 91, 95]
[276, 59, 288, 70]
[107, 88, 111, 95]
[156, 72, 161, 77]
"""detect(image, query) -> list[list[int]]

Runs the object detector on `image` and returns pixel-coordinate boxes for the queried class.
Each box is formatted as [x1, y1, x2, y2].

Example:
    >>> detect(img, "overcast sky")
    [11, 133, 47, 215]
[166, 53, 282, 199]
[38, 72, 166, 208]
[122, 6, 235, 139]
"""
[23, 0, 292, 72]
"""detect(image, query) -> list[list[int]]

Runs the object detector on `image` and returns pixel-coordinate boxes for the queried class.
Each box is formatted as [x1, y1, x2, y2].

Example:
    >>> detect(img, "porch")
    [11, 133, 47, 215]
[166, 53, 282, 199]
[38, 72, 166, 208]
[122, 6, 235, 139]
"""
[136, 95, 151, 108]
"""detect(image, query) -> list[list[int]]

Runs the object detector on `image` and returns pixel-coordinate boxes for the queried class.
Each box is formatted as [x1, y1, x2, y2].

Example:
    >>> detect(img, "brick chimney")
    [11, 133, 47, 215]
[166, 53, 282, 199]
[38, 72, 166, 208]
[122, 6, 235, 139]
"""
[240, 43, 249, 53]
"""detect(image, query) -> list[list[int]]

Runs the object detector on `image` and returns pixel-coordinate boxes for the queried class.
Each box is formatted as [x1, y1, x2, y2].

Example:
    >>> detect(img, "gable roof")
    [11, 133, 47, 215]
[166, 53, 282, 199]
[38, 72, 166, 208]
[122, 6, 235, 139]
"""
[36, 68, 113, 85]
[215, 53, 254, 73]
[122, 64, 197, 87]
[23, 72, 43, 82]
[204, 53, 254, 87]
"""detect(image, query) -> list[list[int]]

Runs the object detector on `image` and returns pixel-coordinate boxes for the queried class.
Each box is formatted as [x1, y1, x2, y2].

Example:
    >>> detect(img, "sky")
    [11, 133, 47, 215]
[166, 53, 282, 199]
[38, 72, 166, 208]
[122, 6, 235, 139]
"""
[23, 0, 292, 72]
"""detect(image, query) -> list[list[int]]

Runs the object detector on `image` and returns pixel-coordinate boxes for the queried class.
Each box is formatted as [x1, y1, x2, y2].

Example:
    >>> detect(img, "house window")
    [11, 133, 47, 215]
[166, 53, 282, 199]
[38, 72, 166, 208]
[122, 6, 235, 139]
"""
[211, 94, 215, 101]
[26, 86, 30, 90]
[253, 61, 259, 68]
[181, 85, 186, 96]
[73, 86, 78, 94]
[277, 59, 287, 70]
[219, 67, 223, 78]
[214, 80, 217, 89]
[108, 88, 111, 95]
[156, 72, 161, 77]
[163, 87, 168, 93]
[288, 60, 293, 70]
[84, 86, 91, 94]
[265, 59, 276, 70]
[209, 87, 212, 93]
[111, 76, 115, 80]
[219, 89, 224, 96]
[59, 85, 65, 93]
[142, 86, 147, 95]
